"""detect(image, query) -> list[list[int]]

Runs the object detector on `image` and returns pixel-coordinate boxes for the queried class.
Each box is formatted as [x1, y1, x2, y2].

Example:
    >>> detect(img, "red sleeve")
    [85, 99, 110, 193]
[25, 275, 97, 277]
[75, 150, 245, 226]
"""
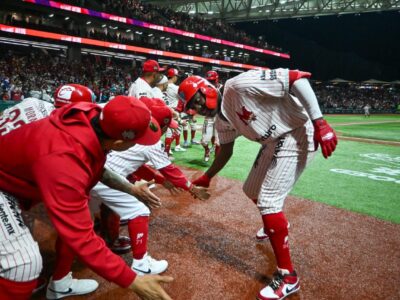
[158, 164, 192, 190]
[132, 164, 165, 184]
[32, 153, 136, 288]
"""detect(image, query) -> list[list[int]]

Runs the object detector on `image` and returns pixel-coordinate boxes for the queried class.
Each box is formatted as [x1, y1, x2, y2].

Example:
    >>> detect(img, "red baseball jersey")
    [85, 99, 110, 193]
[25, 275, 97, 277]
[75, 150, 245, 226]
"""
[0, 103, 136, 288]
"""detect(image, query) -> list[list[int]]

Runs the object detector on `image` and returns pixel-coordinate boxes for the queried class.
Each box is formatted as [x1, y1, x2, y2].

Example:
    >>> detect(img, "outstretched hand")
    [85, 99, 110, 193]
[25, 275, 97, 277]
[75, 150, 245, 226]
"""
[313, 118, 338, 159]
[130, 275, 174, 300]
[132, 180, 162, 209]
[162, 180, 182, 195]
[189, 185, 210, 200]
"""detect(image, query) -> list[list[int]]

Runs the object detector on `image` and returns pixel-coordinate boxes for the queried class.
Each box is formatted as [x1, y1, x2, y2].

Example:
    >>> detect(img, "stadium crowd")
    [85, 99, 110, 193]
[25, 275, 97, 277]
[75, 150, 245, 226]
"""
[1, 49, 399, 112]
[59, 0, 282, 53]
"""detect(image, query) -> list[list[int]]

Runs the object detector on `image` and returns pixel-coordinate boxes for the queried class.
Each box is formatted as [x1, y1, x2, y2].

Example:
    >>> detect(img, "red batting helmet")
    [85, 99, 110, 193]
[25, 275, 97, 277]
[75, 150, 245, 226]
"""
[167, 68, 179, 78]
[178, 76, 218, 111]
[206, 70, 219, 83]
[54, 84, 96, 107]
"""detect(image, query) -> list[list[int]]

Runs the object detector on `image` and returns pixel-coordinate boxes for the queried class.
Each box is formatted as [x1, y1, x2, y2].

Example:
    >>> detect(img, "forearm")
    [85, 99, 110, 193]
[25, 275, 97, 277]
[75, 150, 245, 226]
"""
[290, 78, 323, 121]
[100, 168, 134, 195]
[158, 164, 191, 190]
[205, 141, 234, 178]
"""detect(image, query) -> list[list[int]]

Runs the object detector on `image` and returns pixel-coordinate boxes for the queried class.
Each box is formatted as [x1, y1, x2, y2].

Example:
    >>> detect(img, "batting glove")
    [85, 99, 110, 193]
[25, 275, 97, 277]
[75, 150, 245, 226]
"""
[192, 173, 211, 188]
[313, 119, 338, 159]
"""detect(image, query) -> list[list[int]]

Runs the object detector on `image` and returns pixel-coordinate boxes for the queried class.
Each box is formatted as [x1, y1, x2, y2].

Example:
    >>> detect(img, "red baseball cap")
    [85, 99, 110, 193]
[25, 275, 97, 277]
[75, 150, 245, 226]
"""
[167, 68, 179, 78]
[140, 97, 178, 129]
[142, 60, 166, 73]
[99, 95, 161, 145]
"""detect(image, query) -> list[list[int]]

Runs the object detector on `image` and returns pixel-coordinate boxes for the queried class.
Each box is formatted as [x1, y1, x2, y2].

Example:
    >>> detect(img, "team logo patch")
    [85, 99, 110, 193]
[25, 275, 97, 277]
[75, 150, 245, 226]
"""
[236, 106, 257, 125]
[57, 85, 75, 100]
[122, 130, 136, 140]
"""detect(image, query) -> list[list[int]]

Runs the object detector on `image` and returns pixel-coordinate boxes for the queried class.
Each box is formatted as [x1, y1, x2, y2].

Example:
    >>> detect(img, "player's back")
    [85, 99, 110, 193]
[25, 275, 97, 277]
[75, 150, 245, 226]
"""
[165, 83, 179, 108]
[0, 97, 55, 136]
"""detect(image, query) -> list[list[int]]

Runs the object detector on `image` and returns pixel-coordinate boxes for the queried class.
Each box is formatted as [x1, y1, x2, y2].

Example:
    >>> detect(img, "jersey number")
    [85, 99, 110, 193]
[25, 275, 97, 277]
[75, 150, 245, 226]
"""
[0, 108, 26, 136]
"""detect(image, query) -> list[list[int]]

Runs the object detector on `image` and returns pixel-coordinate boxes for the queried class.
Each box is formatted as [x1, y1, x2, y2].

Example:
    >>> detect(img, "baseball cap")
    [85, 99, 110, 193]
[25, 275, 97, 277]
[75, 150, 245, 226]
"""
[140, 97, 179, 129]
[142, 60, 166, 73]
[99, 95, 161, 145]
[167, 68, 179, 78]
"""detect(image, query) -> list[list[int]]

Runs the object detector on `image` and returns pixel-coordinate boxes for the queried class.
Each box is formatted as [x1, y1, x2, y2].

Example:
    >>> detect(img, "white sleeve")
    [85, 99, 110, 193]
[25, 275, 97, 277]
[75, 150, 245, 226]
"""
[215, 114, 240, 144]
[145, 142, 171, 170]
[290, 78, 323, 120]
[128, 83, 136, 97]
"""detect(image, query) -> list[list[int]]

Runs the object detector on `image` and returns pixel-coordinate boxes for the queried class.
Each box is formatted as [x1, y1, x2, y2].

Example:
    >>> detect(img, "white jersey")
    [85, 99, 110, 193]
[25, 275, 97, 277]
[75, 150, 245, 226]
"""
[218, 69, 309, 145]
[165, 82, 179, 109]
[152, 87, 168, 103]
[0, 97, 55, 136]
[105, 141, 171, 177]
[128, 77, 154, 99]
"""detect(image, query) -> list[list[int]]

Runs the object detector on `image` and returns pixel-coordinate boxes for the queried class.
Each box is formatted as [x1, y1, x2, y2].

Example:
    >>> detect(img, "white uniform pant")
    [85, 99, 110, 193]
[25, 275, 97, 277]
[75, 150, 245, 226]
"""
[243, 121, 316, 215]
[90, 182, 150, 220]
[201, 116, 219, 146]
[0, 192, 42, 281]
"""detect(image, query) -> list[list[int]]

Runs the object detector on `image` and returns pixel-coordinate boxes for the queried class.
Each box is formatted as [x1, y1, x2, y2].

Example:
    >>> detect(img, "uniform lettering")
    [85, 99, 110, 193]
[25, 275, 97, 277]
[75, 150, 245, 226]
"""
[5, 194, 26, 229]
[255, 125, 276, 142]
[0, 204, 15, 235]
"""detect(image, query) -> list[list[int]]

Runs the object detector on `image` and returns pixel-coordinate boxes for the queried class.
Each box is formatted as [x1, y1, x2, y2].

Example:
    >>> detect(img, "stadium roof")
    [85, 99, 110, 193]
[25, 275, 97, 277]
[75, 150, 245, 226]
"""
[142, 0, 400, 22]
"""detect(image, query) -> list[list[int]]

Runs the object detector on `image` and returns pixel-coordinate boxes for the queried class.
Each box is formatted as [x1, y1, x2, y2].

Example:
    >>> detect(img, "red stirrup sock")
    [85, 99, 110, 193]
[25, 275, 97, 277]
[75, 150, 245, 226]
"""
[191, 130, 196, 140]
[128, 216, 149, 260]
[164, 137, 173, 154]
[262, 212, 294, 273]
[183, 130, 188, 142]
[0, 277, 38, 300]
[52, 237, 75, 280]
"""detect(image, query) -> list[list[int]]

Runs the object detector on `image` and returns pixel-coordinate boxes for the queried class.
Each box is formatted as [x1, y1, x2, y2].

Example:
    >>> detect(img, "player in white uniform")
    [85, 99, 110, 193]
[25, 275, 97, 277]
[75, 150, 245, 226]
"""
[128, 59, 165, 99]
[152, 75, 169, 101]
[90, 97, 208, 276]
[164, 68, 186, 157]
[363, 104, 371, 117]
[0, 84, 103, 298]
[201, 70, 222, 162]
[178, 69, 337, 300]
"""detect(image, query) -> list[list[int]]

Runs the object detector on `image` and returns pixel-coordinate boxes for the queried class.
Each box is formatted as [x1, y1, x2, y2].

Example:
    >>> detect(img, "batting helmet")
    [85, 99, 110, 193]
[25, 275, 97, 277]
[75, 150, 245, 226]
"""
[205, 70, 219, 83]
[166, 68, 179, 78]
[178, 76, 218, 111]
[54, 84, 96, 107]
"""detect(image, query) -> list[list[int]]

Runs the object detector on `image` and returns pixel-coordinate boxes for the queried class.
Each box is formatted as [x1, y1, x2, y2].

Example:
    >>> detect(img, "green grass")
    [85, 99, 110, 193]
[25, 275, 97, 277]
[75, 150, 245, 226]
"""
[325, 114, 400, 124]
[334, 122, 400, 141]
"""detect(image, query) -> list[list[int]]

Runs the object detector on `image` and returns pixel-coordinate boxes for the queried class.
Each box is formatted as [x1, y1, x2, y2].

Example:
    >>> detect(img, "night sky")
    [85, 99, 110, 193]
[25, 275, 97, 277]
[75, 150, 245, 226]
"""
[238, 11, 400, 81]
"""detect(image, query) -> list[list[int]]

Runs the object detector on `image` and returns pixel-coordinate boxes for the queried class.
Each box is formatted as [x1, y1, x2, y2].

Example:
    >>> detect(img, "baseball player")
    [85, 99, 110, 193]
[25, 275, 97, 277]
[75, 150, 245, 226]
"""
[0, 96, 173, 300]
[164, 68, 186, 157]
[201, 70, 222, 162]
[363, 104, 371, 117]
[128, 59, 165, 99]
[178, 69, 337, 300]
[91, 97, 209, 276]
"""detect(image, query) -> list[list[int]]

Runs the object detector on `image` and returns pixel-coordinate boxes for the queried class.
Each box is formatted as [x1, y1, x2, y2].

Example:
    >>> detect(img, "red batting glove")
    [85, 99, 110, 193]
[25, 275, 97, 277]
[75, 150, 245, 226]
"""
[313, 119, 338, 159]
[192, 173, 211, 188]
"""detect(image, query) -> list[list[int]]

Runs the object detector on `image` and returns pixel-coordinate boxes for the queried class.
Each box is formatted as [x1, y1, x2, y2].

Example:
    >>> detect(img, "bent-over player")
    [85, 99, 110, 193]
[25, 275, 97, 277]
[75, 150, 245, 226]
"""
[178, 69, 337, 300]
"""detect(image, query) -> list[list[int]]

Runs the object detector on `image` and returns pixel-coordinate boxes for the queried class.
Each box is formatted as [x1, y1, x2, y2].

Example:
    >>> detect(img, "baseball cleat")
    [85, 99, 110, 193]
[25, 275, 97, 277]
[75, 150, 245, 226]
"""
[191, 139, 200, 145]
[183, 141, 190, 148]
[131, 253, 168, 275]
[256, 227, 269, 241]
[46, 272, 99, 299]
[204, 155, 210, 162]
[110, 236, 131, 254]
[174, 145, 187, 152]
[257, 270, 300, 300]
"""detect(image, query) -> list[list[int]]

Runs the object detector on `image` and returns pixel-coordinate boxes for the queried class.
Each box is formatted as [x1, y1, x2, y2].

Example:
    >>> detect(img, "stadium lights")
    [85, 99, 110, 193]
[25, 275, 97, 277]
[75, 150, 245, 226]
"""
[101, 24, 106, 28]
[86, 21, 91, 25]
[148, 33, 153, 37]
[126, 29, 131, 32]
[160, 36, 165, 39]
[49, 14, 54, 18]
[64, 17, 69, 20]
[207, 11, 214, 15]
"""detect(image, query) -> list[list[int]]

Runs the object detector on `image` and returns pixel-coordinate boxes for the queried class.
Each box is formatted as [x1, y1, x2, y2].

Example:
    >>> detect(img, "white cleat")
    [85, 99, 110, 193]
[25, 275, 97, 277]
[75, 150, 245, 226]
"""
[256, 227, 269, 241]
[131, 253, 168, 275]
[46, 272, 98, 299]
[174, 145, 187, 152]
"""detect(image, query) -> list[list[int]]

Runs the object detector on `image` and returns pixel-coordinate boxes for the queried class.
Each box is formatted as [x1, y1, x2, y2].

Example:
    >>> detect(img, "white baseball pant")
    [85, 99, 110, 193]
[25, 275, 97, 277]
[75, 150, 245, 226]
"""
[0, 191, 42, 281]
[90, 182, 150, 220]
[243, 120, 316, 214]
